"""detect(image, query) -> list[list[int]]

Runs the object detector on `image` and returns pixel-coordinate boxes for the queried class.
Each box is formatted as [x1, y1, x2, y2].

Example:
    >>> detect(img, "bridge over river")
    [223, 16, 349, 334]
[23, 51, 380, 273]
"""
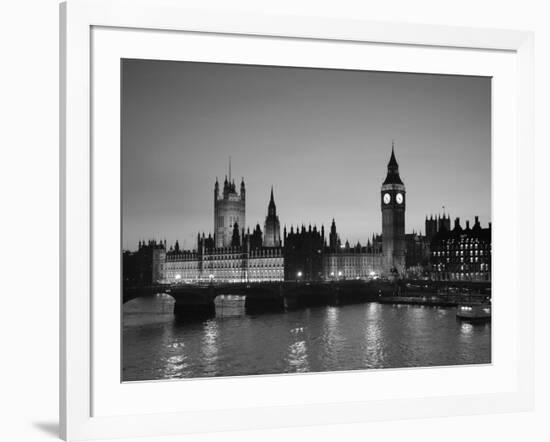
[123, 279, 491, 319]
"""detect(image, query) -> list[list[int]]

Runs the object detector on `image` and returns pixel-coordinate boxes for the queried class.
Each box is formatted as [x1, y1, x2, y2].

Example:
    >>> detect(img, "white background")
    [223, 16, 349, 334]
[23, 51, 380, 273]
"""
[0, 0, 547, 441]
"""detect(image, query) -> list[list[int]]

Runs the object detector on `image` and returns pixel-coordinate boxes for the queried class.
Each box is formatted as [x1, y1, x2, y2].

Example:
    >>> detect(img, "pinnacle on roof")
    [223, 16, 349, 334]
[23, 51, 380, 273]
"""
[383, 141, 404, 185]
[388, 141, 399, 169]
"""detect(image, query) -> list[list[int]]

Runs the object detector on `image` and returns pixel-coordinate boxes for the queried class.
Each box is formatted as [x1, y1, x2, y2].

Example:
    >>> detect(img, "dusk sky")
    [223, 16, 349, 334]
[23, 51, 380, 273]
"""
[122, 59, 491, 251]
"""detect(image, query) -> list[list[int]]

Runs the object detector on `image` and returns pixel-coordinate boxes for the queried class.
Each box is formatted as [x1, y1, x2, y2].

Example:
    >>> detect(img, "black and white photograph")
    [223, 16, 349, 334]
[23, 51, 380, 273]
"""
[3, 0, 546, 439]
[121, 59, 492, 382]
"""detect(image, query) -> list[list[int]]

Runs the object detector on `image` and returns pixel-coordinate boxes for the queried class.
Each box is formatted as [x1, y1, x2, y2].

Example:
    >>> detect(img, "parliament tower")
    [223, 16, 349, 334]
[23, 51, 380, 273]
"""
[381, 143, 406, 275]
[263, 187, 281, 247]
[214, 159, 246, 248]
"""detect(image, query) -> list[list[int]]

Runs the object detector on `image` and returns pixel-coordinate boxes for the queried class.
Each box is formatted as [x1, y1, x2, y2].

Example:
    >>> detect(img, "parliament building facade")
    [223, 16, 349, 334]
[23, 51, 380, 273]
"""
[124, 146, 491, 285]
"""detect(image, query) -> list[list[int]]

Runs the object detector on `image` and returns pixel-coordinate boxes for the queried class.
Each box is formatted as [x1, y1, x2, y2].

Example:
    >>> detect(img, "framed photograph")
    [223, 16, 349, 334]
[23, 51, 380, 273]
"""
[60, 0, 534, 440]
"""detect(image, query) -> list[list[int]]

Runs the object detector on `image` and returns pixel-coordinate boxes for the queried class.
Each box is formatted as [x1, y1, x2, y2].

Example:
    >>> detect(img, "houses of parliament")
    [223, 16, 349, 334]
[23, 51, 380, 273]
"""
[123, 146, 491, 285]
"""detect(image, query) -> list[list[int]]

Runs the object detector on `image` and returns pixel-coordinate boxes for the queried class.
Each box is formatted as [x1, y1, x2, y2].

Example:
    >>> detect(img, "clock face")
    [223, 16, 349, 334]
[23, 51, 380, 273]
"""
[396, 193, 404, 204]
[383, 193, 391, 204]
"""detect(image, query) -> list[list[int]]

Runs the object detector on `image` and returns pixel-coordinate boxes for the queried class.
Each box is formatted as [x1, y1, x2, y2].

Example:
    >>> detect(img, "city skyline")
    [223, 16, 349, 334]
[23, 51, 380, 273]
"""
[122, 59, 491, 251]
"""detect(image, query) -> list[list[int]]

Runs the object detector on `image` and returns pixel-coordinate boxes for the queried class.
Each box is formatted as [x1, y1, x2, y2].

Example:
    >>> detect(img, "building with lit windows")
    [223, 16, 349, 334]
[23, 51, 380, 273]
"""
[247, 247, 284, 282]
[158, 185, 285, 284]
[162, 250, 201, 283]
[214, 160, 246, 248]
[160, 245, 284, 284]
[127, 149, 484, 286]
[160, 243, 284, 284]
[430, 216, 491, 281]
[321, 220, 384, 280]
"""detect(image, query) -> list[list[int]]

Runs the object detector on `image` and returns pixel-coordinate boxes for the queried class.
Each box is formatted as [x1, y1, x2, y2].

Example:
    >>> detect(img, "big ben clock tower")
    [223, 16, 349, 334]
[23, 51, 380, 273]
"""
[381, 143, 406, 276]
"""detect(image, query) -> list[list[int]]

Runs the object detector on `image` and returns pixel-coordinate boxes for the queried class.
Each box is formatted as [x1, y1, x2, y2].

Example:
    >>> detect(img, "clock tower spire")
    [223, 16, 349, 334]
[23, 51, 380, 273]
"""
[381, 142, 406, 276]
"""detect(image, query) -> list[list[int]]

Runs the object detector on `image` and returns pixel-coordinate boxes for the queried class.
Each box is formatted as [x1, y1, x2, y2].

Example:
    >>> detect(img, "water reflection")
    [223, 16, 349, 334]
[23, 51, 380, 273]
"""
[164, 353, 189, 377]
[286, 339, 309, 372]
[321, 306, 343, 370]
[123, 298, 491, 381]
[362, 304, 385, 368]
[201, 320, 219, 376]
[161, 336, 190, 378]
[460, 321, 474, 335]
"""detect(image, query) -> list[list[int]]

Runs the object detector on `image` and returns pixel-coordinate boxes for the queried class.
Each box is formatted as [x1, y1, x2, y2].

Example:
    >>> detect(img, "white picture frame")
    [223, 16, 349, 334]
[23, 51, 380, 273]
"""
[60, 0, 534, 440]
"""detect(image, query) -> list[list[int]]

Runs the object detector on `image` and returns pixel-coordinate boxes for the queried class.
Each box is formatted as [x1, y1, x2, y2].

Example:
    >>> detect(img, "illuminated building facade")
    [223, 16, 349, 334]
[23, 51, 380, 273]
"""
[322, 220, 383, 279]
[160, 243, 284, 284]
[130, 149, 488, 285]
[430, 216, 491, 281]
[159, 187, 284, 284]
[214, 161, 246, 248]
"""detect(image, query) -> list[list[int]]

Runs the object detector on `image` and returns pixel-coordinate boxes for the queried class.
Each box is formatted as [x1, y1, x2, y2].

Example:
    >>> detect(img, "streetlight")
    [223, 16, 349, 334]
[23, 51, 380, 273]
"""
[297, 271, 302, 282]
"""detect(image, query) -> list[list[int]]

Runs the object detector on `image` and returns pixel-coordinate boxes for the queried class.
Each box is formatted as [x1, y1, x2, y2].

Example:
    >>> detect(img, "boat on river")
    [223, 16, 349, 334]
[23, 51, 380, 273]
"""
[456, 303, 491, 321]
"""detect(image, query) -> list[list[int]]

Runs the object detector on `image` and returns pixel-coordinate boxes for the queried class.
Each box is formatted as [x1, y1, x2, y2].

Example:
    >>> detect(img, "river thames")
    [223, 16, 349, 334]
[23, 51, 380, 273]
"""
[122, 294, 491, 381]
